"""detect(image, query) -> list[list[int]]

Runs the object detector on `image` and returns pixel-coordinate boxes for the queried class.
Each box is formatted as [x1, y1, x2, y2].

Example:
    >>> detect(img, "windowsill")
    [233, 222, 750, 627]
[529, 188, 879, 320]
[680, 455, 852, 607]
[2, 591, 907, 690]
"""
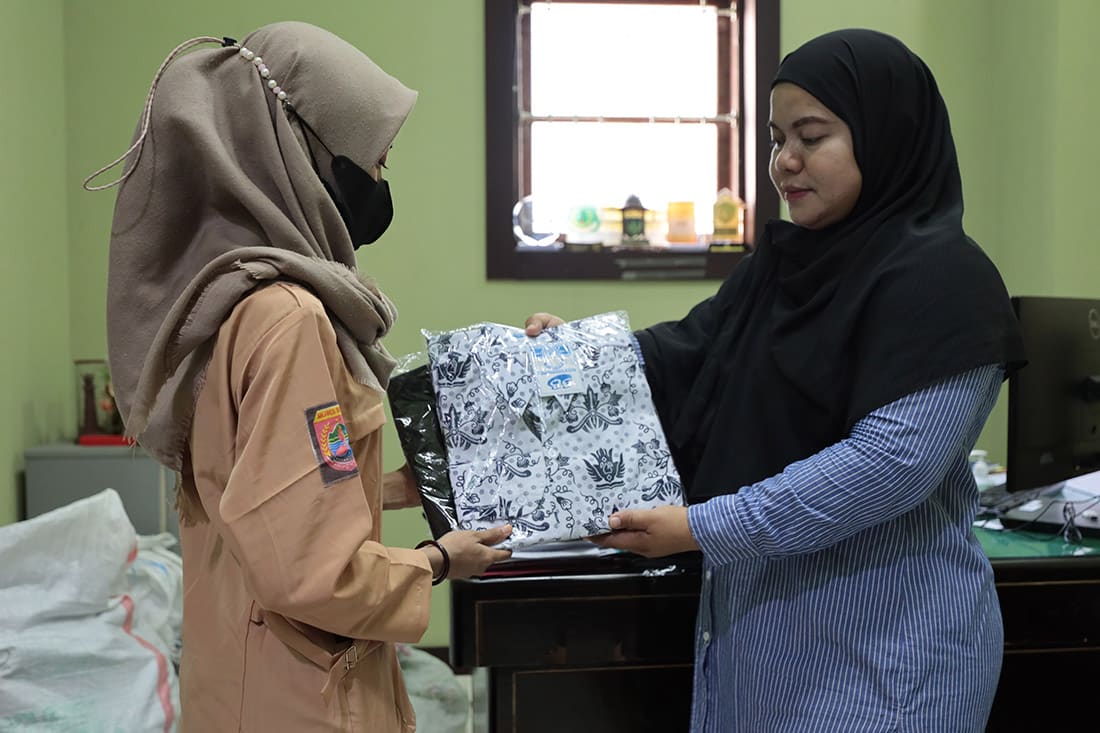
[490, 244, 750, 280]
[484, 0, 780, 283]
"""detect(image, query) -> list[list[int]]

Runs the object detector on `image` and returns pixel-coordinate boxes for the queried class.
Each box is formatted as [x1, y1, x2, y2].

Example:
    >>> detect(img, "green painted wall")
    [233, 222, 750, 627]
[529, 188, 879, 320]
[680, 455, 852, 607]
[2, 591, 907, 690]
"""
[0, 0, 73, 526]
[63, 0, 717, 647]
[782, 0, 1100, 463]
[0, 0, 1088, 644]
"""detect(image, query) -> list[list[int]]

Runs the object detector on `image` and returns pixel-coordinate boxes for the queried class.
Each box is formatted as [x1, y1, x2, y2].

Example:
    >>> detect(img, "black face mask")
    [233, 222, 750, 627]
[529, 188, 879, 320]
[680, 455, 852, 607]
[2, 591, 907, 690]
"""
[325, 155, 394, 249]
[292, 109, 394, 249]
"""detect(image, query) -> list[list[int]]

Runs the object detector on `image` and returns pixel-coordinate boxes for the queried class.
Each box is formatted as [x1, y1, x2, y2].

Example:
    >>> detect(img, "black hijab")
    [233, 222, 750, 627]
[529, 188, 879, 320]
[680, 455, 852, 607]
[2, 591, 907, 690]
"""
[636, 29, 1026, 502]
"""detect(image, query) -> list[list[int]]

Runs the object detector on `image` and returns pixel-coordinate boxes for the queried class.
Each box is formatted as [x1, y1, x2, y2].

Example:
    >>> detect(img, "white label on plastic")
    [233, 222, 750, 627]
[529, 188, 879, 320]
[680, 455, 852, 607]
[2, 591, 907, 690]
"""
[529, 342, 583, 397]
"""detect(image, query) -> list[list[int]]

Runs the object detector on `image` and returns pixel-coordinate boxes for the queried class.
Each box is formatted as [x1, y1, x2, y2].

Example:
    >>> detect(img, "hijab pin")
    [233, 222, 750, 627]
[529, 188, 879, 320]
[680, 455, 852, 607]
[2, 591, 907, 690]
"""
[236, 45, 290, 104]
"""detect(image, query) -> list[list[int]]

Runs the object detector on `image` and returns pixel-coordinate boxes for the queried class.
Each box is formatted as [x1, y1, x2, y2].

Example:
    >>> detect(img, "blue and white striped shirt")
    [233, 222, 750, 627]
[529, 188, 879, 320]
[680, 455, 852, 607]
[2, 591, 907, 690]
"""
[687, 364, 1003, 732]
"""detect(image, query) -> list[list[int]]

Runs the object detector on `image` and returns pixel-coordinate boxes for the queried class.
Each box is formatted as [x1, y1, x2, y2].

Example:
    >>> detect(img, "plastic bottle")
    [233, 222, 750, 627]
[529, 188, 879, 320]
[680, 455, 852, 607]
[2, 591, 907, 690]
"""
[969, 449, 992, 489]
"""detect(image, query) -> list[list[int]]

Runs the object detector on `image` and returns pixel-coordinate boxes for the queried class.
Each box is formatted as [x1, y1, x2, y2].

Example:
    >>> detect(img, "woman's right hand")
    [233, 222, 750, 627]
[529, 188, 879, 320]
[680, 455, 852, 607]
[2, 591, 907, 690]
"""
[524, 312, 565, 337]
[432, 525, 513, 580]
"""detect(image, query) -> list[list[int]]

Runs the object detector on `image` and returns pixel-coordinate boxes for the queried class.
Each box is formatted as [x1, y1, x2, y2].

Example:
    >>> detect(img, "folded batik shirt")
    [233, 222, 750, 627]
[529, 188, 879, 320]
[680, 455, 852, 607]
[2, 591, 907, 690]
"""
[424, 311, 683, 548]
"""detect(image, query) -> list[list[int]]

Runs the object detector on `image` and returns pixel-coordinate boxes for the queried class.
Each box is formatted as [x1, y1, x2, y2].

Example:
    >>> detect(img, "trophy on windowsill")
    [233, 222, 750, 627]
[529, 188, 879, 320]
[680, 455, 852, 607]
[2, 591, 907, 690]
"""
[620, 194, 649, 247]
[74, 359, 132, 446]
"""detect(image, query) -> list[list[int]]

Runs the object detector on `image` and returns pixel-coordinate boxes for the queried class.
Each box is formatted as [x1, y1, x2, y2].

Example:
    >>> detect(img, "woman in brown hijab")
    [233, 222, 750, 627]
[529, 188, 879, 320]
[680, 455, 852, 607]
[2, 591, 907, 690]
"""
[86, 21, 510, 732]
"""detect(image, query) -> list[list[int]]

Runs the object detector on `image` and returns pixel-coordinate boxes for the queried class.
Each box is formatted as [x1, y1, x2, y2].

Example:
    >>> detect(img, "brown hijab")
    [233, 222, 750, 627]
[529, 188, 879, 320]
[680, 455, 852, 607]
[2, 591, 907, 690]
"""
[90, 21, 417, 471]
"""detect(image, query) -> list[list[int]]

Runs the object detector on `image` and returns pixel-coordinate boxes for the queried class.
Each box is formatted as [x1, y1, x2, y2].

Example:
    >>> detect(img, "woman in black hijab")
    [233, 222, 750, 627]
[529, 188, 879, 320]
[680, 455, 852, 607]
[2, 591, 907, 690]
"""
[527, 29, 1024, 732]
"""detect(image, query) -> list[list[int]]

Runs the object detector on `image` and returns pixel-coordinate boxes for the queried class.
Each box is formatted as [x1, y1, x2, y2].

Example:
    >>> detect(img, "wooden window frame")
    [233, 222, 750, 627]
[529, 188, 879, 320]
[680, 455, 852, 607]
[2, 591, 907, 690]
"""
[485, 0, 780, 280]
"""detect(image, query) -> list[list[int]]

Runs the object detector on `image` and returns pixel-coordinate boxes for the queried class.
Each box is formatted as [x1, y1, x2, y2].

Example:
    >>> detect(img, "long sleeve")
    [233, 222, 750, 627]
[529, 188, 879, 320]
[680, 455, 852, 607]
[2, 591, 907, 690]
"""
[190, 284, 431, 643]
[688, 364, 1002, 564]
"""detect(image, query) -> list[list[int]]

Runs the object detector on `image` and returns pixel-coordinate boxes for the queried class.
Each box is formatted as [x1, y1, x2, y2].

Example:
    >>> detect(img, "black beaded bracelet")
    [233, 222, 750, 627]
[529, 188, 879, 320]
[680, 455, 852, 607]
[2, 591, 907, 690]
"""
[415, 539, 450, 585]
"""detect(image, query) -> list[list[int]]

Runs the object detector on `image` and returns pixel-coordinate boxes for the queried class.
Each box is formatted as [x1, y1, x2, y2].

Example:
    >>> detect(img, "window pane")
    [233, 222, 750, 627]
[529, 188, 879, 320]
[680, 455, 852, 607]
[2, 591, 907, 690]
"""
[529, 3, 718, 118]
[530, 120, 718, 238]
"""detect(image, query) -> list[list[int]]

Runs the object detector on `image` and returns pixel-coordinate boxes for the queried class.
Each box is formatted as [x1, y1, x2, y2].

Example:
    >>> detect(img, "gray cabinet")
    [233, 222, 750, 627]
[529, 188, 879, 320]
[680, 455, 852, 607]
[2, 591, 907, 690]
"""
[24, 443, 178, 538]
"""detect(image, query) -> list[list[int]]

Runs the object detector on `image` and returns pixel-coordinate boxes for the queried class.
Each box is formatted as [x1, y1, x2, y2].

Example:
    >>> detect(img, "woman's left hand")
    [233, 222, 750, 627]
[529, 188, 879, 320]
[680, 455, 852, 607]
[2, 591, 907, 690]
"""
[588, 506, 700, 558]
[382, 464, 422, 510]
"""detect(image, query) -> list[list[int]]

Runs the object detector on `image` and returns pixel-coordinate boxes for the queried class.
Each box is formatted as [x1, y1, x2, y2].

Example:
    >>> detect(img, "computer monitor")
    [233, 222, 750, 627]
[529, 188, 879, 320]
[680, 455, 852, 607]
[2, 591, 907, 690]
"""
[1006, 296, 1100, 494]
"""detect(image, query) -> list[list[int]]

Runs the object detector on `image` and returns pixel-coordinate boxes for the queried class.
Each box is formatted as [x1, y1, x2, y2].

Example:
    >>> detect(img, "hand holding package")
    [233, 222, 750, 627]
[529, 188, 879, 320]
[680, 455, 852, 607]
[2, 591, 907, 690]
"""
[424, 311, 683, 548]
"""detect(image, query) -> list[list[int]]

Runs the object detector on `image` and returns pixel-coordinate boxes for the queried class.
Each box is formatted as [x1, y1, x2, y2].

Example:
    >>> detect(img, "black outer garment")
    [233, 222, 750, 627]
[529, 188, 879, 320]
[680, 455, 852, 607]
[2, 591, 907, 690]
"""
[636, 29, 1026, 503]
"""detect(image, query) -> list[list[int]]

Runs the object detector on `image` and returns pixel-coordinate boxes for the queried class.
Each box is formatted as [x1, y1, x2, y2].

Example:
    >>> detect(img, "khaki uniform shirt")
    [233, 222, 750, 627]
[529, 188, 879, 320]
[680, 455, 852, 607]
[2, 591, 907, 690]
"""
[178, 282, 432, 732]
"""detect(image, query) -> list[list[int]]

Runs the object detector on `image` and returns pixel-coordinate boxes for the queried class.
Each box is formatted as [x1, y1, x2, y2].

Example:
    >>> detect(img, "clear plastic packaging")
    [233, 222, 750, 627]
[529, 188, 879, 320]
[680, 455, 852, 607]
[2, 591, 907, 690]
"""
[422, 311, 683, 548]
[387, 352, 458, 539]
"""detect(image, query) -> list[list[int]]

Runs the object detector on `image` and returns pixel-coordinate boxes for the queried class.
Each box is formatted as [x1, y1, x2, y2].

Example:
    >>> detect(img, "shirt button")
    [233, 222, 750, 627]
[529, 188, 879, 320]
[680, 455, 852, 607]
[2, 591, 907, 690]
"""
[705, 570, 712, 581]
[702, 631, 711, 643]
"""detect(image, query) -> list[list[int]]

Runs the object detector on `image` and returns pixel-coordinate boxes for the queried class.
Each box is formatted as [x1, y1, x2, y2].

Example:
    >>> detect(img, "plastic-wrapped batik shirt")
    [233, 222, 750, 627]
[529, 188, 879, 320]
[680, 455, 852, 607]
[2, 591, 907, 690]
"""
[425, 312, 683, 548]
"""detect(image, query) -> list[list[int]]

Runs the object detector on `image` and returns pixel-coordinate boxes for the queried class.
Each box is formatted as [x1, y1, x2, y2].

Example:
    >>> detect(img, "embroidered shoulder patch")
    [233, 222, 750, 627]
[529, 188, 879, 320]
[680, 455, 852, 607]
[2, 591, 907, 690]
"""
[305, 402, 359, 486]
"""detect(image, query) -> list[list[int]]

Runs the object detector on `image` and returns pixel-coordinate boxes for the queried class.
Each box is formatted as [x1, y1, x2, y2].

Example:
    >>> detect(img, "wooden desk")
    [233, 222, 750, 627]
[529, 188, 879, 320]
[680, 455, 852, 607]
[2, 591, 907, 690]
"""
[976, 528, 1100, 731]
[451, 530, 1100, 732]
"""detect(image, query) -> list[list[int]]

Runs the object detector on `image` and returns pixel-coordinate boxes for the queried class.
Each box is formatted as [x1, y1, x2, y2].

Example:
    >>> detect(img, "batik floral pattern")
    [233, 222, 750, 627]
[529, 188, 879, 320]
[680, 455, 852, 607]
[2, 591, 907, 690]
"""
[425, 312, 683, 548]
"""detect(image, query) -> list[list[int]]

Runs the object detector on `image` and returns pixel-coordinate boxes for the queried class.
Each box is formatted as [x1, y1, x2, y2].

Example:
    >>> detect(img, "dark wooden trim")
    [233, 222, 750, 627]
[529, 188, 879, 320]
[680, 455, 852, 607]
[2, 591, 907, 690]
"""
[716, 2, 733, 193]
[740, 0, 781, 243]
[485, 1, 521, 279]
[486, 0, 780, 281]
[499, 246, 748, 281]
[519, 8, 532, 198]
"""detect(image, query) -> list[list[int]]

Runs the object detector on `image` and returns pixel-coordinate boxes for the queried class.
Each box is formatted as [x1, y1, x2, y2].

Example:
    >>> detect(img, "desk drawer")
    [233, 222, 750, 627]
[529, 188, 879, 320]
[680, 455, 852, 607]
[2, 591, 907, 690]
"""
[469, 591, 698, 668]
[508, 664, 693, 733]
[997, 578, 1100, 651]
